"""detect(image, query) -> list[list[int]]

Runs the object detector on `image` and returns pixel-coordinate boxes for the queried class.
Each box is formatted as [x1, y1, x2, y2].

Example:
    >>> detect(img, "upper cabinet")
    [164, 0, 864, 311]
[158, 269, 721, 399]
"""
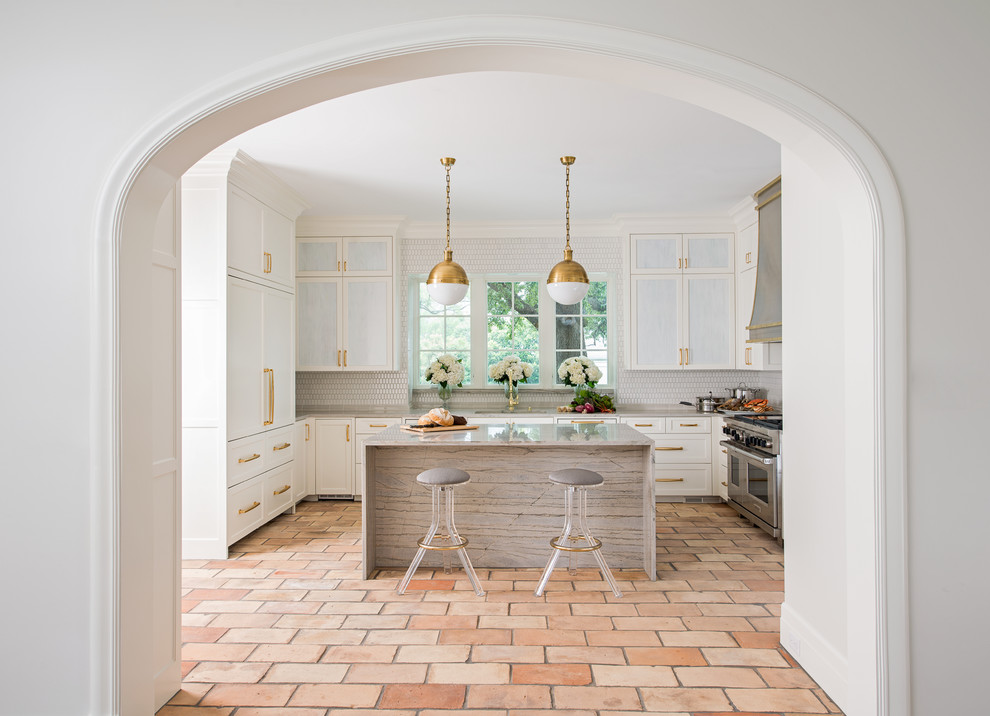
[297, 237, 392, 276]
[631, 233, 734, 274]
[295, 220, 399, 372]
[227, 186, 296, 288]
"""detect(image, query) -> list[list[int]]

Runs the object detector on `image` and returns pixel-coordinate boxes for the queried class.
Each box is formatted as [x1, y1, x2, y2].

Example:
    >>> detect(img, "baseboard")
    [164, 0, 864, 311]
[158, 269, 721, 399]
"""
[780, 601, 848, 711]
[181, 537, 227, 560]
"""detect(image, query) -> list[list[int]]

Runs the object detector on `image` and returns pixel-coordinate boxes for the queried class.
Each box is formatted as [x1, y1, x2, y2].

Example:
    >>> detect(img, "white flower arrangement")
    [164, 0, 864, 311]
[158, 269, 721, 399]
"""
[558, 356, 603, 388]
[488, 355, 533, 384]
[425, 353, 465, 388]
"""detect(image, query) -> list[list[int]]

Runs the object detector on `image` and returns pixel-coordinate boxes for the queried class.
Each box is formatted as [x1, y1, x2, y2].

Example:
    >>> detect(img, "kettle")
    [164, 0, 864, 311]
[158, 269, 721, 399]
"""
[696, 392, 718, 413]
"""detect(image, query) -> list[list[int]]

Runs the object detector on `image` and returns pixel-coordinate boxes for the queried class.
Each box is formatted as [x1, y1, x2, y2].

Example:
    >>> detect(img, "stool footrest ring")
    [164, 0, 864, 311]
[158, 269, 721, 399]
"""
[418, 536, 469, 551]
[550, 535, 602, 553]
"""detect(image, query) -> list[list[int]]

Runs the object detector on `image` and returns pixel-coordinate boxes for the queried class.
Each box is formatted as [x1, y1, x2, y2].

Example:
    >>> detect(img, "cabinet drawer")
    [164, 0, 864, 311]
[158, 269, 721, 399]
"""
[227, 475, 266, 543]
[227, 434, 268, 487]
[655, 464, 712, 497]
[666, 417, 710, 433]
[265, 463, 295, 519]
[355, 417, 401, 434]
[266, 426, 295, 469]
[556, 416, 619, 425]
[621, 417, 665, 434]
[653, 434, 712, 463]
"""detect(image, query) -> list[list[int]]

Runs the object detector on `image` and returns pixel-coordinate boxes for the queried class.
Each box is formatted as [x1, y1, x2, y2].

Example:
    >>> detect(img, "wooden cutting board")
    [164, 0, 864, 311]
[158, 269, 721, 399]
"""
[400, 424, 480, 433]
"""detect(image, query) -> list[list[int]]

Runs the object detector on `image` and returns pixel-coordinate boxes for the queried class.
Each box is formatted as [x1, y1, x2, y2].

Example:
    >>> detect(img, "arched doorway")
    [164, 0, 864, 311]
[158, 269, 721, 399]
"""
[94, 17, 905, 716]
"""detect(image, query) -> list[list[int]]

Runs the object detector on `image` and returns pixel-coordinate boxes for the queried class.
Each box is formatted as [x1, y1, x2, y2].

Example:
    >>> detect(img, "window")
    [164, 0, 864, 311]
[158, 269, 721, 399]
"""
[416, 282, 472, 384]
[413, 275, 611, 388]
[554, 281, 608, 385]
[486, 280, 540, 384]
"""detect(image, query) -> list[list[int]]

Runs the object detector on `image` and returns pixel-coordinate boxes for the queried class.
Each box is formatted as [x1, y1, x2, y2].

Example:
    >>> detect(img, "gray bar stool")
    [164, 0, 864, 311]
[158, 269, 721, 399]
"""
[534, 468, 623, 597]
[397, 467, 485, 596]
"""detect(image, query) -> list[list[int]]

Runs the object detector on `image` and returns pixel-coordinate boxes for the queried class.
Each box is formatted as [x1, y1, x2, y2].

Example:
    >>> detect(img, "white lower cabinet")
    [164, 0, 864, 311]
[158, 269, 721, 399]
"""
[354, 417, 402, 498]
[226, 475, 266, 545]
[622, 415, 715, 499]
[315, 419, 354, 496]
[264, 464, 295, 519]
[713, 416, 729, 500]
[293, 419, 310, 502]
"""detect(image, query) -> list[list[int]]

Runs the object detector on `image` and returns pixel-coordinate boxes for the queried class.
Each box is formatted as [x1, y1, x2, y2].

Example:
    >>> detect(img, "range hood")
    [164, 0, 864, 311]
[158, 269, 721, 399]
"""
[747, 176, 782, 343]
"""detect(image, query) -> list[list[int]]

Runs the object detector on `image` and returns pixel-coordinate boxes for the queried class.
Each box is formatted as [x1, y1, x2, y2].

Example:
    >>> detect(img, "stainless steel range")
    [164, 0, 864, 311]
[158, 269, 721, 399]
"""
[720, 415, 783, 539]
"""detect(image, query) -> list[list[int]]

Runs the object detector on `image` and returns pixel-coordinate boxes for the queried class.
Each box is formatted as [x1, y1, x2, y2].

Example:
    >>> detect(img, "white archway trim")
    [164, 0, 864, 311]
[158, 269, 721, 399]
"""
[93, 15, 907, 716]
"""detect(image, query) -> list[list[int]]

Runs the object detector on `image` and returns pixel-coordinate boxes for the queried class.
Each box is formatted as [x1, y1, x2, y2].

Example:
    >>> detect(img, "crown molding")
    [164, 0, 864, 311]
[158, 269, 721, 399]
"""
[729, 196, 758, 229]
[185, 148, 309, 218]
[296, 215, 406, 236]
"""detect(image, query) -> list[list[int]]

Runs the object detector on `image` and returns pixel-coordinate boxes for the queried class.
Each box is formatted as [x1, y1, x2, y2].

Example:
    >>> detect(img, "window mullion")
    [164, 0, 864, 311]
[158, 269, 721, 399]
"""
[470, 278, 487, 387]
[538, 281, 555, 388]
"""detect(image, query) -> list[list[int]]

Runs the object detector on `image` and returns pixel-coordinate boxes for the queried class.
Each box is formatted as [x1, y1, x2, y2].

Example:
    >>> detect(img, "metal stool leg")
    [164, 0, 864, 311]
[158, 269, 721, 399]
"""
[576, 487, 622, 597]
[534, 484, 622, 598]
[398, 484, 485, 597]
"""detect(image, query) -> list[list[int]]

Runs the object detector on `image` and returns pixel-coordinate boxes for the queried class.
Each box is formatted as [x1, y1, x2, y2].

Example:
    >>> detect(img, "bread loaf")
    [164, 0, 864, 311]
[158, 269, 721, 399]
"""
[427, 408, 454, 426]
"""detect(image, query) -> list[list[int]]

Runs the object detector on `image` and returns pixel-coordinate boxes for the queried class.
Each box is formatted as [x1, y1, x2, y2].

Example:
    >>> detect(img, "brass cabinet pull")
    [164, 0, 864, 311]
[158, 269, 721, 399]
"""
[343, 350, 347, 367]
[684, 257, 688, 269]
[656, 446, 685, 451]
[678, 348, 683, 366]
[678, 257, 682, 269]
[337, 259, 341, 272]
[634, 423, 654, 427]
[745, 346, 752, 365]
[571, 420, 604, 424]
[238, 501, 261, 514]
[273, 442, 291, 451]
[721, 481, 728, 486]
[337, 350, 341, 367]
[273, 484, 291, 496]
[238, 453, 261, 464]
[263, 252, 272, 273]
[746, 251, 752, 264]
[305, 423, 310, 441]
[657, 478, 685, 483]
[721, 449, 727, 454]
[684, 348, 689, 365]
[264, 369, 274, 425]
[680, 423, 698, 427]
[343, 260, 347, 272]
[369, 424, 388, 428]
[346, 424, 350, 442]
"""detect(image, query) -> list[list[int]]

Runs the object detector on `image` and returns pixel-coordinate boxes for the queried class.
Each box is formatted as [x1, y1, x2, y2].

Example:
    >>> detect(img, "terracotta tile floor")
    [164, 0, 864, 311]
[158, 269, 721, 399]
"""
[162, 500, 843, 715]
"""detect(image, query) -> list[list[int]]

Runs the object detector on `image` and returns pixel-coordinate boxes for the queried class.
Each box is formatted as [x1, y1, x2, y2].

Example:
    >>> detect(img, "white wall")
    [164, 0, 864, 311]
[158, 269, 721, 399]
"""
[780, 148, 849, 701]
[2, 2, 988, 714]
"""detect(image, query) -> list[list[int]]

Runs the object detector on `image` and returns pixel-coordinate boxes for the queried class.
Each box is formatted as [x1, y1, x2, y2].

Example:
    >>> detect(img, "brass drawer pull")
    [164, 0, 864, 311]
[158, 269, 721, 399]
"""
[634, 423, 654, 427]
[238, 501, 261, 514]
[571, 420, 604, 424]
[656, 446, 685, 451]
[369, 424, 388, 428]
[273, 484, 291, 496]
[657, 478, 685, 483]
[680, 423, 698, 427]
[238, 453, 261, 463]
[305, 423, 310, 441]
[273, 442, 291, 451]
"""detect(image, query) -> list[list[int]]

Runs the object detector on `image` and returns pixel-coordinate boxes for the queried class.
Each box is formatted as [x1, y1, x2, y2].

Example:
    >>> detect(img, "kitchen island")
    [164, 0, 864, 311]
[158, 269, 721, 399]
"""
[362, 422, 656, 580]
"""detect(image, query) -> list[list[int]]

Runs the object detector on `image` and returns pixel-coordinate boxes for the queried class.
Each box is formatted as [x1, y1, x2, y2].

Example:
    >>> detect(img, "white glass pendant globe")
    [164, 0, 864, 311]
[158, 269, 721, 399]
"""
[547, 280, 589, 305]
[427, 280, 469, 306]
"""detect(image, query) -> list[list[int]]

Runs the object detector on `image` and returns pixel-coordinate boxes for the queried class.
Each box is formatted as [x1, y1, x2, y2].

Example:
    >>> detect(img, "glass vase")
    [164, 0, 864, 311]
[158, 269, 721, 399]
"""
[504, 380, 519, 408]
[437, 383, 452, 407]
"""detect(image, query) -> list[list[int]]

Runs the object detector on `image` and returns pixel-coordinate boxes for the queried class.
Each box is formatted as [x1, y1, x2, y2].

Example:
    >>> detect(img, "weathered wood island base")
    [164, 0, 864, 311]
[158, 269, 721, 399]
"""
[362, 423, 656, 581]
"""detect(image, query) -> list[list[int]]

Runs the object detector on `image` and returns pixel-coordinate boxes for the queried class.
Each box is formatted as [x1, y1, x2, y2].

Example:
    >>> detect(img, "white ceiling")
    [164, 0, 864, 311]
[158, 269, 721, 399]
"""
[220, 71, 780, 222]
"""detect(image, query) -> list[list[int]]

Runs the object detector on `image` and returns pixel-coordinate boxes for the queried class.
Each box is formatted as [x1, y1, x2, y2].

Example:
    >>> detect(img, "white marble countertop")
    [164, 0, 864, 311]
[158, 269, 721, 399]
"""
[364, 421, 655, 447]
[296, 404, 711, 420]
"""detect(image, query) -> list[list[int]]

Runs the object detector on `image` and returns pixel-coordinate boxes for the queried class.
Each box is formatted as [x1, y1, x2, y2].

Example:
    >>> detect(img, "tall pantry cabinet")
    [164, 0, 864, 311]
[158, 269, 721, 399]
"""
[181, 149, 307, 559]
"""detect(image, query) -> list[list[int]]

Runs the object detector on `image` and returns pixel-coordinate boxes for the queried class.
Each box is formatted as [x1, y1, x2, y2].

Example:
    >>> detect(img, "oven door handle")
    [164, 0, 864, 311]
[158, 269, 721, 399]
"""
[720, 440, 776, 464]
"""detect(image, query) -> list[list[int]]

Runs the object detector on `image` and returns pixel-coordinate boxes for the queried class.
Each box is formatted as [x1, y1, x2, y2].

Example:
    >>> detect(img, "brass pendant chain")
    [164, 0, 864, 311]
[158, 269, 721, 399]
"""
[564, 161, 571, 251]
[445, 163, 452, 252]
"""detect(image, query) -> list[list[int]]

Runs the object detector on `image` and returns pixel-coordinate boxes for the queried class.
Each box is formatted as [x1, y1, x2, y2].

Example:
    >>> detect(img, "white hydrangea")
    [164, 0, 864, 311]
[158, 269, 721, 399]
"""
[488, 355, 533, 384]
[557, 356, 602, 388]
[425, 353, 465, 387]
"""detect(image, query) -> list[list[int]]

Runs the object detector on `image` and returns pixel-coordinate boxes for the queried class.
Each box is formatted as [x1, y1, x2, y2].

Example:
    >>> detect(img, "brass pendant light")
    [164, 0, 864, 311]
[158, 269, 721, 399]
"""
[426, 157, 469, 306]
[546, 156, 590, 305]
